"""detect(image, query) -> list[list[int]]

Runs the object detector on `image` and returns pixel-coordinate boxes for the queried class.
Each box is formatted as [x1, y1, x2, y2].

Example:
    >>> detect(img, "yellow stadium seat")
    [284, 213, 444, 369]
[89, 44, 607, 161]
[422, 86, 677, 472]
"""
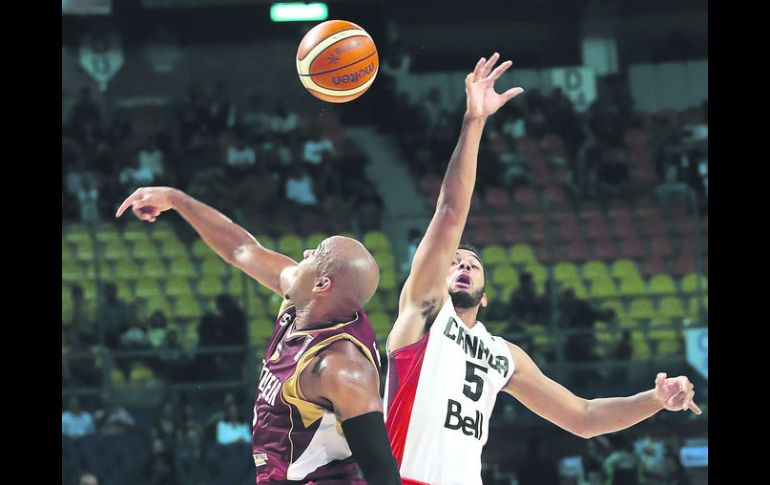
[496, 285, 515, 303]
[554, 262, 580, 282]
[681, 273, 708, 294]
[160, 238, 189, 260]
[374, 251, 395, 271]
[380, 271, 397, 291]
[365, 293, 383, 313]
[191, 239, 217, 260]
[62, 241, 74, 262]
[113, 260, 141, 281]
[380, 291, 398, 312]
[131, 240, 159, 260]
[169, 257, 198, 278]
[306, 232, 328, 249]
[611, 259, 641, 280]
[198, 276, 224, 298]
[174, 295, 202, 320]
[122, 223, 150, 243]
[481, 245, 508, 267]
[600, 299, 626, 320]
[648, 274, 677, 295]
[251, 234, 273, 250]
[267, 294, 284, 317]
[148, 223, 177, 242]
[510, 244, 536, 265]
[166, 277, 193, 297]
[135, 279, 163, 300]
[687, 296, 708, 318]
[560, 279, 588, 299]
[140, 259, 167, 279]
[62, 285, 74, 324]
[658, 297, 686, 320]
[619, 276, 647, 296]
[363, 232, 391, 252]
[278, 234, 304, 261]
[368, 312, 392, 336]
[589, 277, 617, 298]
[102, 240, 131, 261]
[629, 298, 656, 321]
[110, 368, 127, 388]
[73, 240, 95, 262]
[582, 261, 610, 281]
[96, 225, 121, 243]
[129, 362, 156, 385]
[649, 329, 682, 358]
[524, 264, 548, 284]
[64, 225, 91, 244]
[142, 295, 172, 320]
[62, 260, 82, 283]
[114, 281, 136, 304]
[492, 265, 519, 287]
[227, 274, 246, 298]
[250, 318, 275, 345]
[246, 292, 266, 319]
[484, 285, 497, 302]
[82, 261, 114, 282]
[631, 331, 651, 361]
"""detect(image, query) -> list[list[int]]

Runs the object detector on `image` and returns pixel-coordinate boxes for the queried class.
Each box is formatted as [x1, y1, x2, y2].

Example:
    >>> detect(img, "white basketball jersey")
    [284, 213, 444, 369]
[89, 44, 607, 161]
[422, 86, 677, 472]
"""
[384, 297, 515, 485]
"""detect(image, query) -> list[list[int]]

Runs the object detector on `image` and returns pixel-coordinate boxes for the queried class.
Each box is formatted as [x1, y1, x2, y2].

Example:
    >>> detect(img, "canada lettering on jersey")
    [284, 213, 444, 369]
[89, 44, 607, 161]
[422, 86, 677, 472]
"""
[443, 318, 510, 378]
[257, 360, 283, 407]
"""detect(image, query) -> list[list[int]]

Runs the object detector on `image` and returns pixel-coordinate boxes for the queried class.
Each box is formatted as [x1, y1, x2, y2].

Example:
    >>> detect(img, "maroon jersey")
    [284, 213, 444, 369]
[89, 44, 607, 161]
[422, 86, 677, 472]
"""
[252, 299, 382, 484]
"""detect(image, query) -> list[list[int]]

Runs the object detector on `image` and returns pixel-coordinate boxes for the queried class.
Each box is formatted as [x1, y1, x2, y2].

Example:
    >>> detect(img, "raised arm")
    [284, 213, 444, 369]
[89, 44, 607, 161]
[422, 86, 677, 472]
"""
[300, 340, 400, 485]
[116, 187, 297, 296]
[388, 53, 524, 352]
[503, 342, 701, 439]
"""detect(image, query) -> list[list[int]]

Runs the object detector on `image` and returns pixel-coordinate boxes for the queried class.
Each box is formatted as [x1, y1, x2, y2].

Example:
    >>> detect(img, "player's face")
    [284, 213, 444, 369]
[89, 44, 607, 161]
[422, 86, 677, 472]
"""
[287, 243, 324, 304]
[447, 250, 485, 296]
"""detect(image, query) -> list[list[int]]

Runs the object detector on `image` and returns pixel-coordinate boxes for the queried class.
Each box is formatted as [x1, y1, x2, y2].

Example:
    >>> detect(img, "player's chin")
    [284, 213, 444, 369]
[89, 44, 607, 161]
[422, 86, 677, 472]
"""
[449, 288, 483, 309]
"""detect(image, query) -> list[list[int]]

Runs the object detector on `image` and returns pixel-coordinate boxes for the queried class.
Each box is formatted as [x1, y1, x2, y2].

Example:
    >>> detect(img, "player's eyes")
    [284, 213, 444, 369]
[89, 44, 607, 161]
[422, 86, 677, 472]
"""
[450, 261, 458, 266]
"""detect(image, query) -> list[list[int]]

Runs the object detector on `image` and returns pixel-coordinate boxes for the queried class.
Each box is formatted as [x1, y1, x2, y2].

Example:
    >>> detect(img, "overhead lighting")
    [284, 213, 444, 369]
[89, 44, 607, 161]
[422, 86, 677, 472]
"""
[270, 3, 328, 22]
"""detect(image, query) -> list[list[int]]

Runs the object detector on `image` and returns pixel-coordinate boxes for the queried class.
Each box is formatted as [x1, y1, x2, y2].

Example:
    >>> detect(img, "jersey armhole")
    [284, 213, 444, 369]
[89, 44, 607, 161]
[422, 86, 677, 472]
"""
[386, 331, 429, 360]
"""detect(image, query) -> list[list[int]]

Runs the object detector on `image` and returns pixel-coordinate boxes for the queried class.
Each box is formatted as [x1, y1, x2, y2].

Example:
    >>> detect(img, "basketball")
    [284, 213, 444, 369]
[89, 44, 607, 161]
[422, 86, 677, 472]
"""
[296, 20, 379, 103]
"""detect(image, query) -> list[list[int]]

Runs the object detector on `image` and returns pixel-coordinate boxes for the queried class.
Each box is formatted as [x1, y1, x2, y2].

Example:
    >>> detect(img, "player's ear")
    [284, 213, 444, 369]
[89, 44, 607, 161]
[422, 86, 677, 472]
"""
[313, 276, 332, 294]
[481, 292, 488, 308]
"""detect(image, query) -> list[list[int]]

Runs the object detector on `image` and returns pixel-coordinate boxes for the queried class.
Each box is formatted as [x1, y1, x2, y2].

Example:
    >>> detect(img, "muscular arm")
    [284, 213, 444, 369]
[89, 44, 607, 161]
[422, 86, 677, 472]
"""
[503, 342, 698, 439]
[388, 54, 523, 353]
[116, 187, 297, 296]
[300, 340, 400, 484]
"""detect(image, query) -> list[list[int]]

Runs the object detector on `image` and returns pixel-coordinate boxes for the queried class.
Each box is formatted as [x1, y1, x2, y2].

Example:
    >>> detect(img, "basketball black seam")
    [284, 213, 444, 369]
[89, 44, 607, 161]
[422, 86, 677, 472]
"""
[305, 65, 379, 92]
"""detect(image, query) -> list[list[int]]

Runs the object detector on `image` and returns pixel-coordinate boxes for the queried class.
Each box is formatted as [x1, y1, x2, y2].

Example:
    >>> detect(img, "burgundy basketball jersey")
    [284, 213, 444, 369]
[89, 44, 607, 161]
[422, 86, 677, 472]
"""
[252, 299, 382, 484]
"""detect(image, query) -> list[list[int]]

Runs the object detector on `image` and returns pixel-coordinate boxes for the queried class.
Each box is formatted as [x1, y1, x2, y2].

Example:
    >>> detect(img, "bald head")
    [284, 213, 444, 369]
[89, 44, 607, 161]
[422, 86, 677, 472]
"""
[315, 236, 380, 310]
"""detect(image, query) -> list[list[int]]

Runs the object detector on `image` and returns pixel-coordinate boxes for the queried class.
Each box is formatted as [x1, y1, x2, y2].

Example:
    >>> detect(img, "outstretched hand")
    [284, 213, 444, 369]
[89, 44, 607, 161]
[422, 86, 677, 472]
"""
[654, 372, 702, 415]
[465, 52, 524, 120]
[115, 187, 176, 222]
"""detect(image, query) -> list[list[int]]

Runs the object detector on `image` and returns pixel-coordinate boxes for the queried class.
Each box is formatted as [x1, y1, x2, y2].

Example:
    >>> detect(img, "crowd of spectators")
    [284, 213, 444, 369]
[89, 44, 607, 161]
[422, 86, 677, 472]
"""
[62, 82, 384, 235]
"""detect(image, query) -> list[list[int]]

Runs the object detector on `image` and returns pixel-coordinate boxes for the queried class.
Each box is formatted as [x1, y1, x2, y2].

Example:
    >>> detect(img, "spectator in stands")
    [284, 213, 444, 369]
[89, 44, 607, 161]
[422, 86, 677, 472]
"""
[580, 437, 608, 485]
[302, 132, 335, 168]
[96, 283, 132, 348]
[120, 317, 150, 349]
[62, 396, 95, 439]
[147, 311, 169, 349]
[602, 434, 643, 485]
[216, 402, 251, 445]
[351, 180, 384, 232]
[596, 149, 630, 202]
[78, 473, 99, 485]
[157, 328, 194, 381]
[70, 285, 95, 344]
[76, 172, 100, 223]
[285, 163, 318, 207]
[62, 328, 100, 387]
[69, 87, 101, 144]
[93, 392, 135, 435]
[509, 273, 546, 326]
[137, 135, 165, 181]
[174, 402, 204, 484]
[268, 104, 300, 135]
[206, 80, 235, 133]
[147, 451, 179, 485]
[226, 135, 257, 170]
[400, 228, 423, 278]
[516, 437, 560, 485]
[156, 400, 179, 449]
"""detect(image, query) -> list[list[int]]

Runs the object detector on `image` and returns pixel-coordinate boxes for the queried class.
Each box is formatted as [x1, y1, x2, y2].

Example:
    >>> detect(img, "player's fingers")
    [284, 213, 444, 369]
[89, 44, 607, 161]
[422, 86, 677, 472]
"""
[688, 401, 702, 415]
[489, 59, 513, 81]
[473, 57, 486, 81]
[132, 206, 150, 221]
[666, 390, 685, 407]
[501, 87, 524, 102]
[116, 190, 142, 217]
[655, 372, 667, 386]
[681, 391, 695, 411]
[481, 52, 500, 77]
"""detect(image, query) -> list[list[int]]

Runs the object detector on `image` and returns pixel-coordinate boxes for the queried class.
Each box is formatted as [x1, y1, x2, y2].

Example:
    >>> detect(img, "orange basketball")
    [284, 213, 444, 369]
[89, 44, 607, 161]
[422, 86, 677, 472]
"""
[296, 20, 379, 103]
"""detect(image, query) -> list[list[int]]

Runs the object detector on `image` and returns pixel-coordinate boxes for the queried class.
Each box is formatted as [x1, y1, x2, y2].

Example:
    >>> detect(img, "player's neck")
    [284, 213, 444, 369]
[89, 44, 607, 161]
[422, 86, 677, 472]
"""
[454, 305, 480, 329]
[294, 302, 355, 331]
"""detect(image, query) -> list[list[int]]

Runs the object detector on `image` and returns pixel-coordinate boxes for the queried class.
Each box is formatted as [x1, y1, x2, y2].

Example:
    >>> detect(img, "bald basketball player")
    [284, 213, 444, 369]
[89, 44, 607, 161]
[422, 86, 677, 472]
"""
[117, 188, 400, 484]
[383, 53, 701, 485]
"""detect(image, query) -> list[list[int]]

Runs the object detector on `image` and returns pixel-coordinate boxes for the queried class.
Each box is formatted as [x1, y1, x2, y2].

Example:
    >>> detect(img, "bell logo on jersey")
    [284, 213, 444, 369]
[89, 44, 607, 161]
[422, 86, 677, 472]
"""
[257, 361, 283, 406]
[443, 399, 484, 440]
